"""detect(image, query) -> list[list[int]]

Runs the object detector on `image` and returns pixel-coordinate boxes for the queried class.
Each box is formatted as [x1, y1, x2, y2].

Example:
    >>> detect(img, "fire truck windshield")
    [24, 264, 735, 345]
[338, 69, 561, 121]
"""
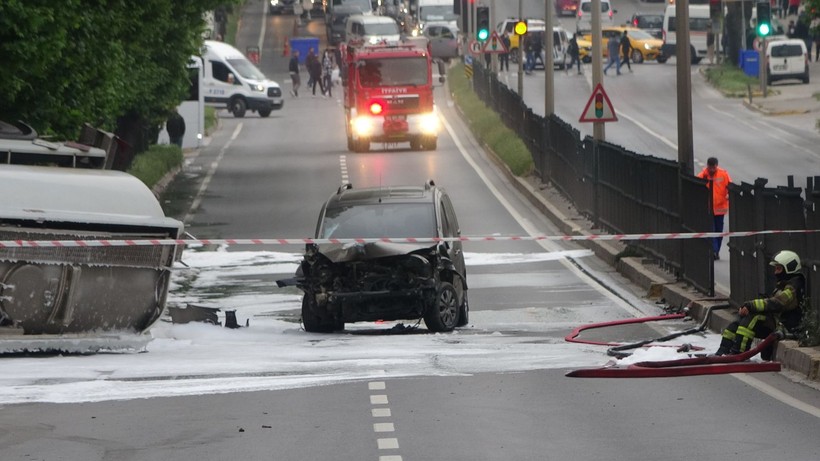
[358, 57, 428, 88]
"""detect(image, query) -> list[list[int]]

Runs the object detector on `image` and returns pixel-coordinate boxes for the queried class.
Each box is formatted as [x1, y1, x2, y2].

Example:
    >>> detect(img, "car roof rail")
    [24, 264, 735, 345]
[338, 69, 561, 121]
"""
[337, 183, 353, 194]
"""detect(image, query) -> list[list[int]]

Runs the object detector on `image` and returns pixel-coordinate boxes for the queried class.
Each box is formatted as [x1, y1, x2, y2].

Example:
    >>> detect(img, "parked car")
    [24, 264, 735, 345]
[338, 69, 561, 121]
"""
[423, 22, 460, 61]
[277, 181, 469, 333]
[555, 0, 578, 17]
[630, 12, 663, 39]
[766, 39, 810, 85]
[576, 0, 615, 26]
[576, 26, 663, 64]
[268, 0, 297, 15]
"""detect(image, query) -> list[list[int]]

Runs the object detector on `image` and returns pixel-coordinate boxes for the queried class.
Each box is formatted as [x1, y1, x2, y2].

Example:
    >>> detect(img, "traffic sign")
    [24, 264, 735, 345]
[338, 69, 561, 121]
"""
[469, 40, 483, 55]
[579, 83, 617, 123]
[481, 31, 508, 54]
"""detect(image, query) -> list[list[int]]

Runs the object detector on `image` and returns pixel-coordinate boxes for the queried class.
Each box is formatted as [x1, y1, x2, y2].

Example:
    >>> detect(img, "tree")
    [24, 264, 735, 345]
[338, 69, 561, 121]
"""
[0, 0, 234, 148]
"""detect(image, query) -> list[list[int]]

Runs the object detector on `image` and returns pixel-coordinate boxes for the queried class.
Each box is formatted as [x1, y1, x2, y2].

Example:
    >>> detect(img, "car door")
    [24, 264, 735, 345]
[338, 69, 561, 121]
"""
[438, 193, 465, 282]
[425, 25, 445, 58]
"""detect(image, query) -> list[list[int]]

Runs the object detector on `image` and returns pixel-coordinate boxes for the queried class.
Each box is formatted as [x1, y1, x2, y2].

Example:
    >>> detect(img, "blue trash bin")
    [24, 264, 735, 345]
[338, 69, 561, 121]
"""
[289, 37, 320, 64]
[739, 50, 759, 78]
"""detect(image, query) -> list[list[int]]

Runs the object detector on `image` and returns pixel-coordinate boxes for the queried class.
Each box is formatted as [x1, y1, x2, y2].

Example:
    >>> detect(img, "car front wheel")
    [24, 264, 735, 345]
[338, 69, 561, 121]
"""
[632, 49, 644, 64]
[424, 282, 458, 332]
[302, 295, 336, 333]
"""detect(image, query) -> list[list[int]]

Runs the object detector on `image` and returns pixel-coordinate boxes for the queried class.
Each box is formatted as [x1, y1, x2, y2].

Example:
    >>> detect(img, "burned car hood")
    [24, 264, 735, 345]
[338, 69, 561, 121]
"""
[316, 241, 436, 263]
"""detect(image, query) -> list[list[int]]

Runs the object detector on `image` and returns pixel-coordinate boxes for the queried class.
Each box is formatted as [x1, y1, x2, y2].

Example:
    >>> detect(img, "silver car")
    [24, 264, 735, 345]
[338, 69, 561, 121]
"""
[423, 22, 460, 61]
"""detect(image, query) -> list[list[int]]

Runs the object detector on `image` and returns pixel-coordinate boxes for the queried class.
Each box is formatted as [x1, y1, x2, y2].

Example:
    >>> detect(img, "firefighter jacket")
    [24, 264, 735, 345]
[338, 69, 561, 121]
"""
[697, 166, 732, 215]
[744, 273, 805, 332]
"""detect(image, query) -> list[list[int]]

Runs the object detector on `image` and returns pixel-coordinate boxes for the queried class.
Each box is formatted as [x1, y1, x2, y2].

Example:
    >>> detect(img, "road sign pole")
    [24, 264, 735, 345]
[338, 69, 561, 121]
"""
[592, 0, 604, 141]
[545, 0, 554, 116]
[517, 0, 524, 96]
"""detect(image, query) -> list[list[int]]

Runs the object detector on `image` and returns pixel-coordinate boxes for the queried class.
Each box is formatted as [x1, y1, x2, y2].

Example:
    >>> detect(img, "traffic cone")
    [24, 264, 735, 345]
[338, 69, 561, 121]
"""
[283, 37, 289, 57]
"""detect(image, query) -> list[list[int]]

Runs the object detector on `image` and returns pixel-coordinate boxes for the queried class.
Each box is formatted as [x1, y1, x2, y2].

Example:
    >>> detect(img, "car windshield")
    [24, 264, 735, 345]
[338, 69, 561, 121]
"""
[627, 29, 654, 40]
[638, 15, 663, 28]
[358, 57, 428, 87]
[581, 3, 610, 13]
[771, 44, 804, 57]
[321, 203, 437, 238]
[364, 23, 400, 35]
[420, 5, 458, 22]
[226, 58, 266, 80]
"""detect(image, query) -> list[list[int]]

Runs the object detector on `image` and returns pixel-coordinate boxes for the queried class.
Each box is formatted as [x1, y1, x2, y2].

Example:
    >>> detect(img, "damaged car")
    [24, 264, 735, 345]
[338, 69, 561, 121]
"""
[277, 181, 468, 333]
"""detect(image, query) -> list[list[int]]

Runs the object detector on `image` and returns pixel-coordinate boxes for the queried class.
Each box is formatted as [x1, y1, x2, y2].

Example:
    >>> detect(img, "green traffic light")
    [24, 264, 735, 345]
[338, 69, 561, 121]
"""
[477, 29, 489, 41]
[758, 23, 770, 36]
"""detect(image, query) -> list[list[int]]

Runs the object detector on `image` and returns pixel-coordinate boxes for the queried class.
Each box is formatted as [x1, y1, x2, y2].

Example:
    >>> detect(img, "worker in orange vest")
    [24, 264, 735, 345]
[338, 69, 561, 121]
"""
[697, 157, 732, 260]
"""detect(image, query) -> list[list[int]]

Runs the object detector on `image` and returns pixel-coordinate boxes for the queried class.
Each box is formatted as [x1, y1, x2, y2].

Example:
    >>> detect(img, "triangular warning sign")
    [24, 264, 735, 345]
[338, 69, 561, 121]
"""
[579, 83, 617, 123]
[481, 31, 508, 54]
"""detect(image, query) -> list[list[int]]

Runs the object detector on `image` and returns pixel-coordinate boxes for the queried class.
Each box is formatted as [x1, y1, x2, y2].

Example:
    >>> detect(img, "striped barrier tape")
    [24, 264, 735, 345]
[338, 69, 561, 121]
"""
[0, 229, 817, 248]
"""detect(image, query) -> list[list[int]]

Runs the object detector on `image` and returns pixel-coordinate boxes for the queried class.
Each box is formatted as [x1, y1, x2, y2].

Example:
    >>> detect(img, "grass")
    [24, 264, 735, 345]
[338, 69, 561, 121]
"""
[447, 63, 533, 176]
[703, 63, 762, 97]
[204, 106, 218, 135]
[127, 144, 184, 189]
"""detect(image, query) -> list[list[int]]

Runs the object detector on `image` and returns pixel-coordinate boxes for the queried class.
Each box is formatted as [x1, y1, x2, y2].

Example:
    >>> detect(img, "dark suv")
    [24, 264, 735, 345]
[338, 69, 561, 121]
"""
[630, 12, 663, 39]
[278, 181, 468, 333]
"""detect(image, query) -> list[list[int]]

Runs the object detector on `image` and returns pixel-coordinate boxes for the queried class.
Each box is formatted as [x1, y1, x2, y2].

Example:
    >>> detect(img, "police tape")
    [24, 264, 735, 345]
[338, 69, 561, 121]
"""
[0, 229, 817, 248]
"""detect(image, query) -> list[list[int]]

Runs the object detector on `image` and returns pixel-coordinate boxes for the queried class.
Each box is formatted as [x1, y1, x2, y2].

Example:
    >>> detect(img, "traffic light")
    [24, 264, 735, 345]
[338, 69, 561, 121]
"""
[756, 0, 772, 37]
[476, 6, 490, 41]
[514, 20, 527, 36]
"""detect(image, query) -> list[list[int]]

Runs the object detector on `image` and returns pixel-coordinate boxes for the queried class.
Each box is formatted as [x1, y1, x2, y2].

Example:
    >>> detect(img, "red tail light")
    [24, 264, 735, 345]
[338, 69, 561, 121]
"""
[633, 19, 638, 27]
[369, 101, 384, 115]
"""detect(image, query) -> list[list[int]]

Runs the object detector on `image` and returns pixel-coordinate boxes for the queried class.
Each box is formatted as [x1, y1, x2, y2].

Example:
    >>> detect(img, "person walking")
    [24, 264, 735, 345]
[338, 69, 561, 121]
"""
[524, 35, 535, 74]
[531, 32, 544, 70]
[321, 48, 334, 97]
[166, 110, 185, 148]
[813, 17, 820, 61]
[603, 34, 621, 75]
[306, 47, 324, 96]
[499, 32, 511, 72]
[288, 50, 300, 97]
[617, 30, 633, 73]
[716, 250, 805, 359]
[696, 157, 732, 260]
[567, 35, 582, 74]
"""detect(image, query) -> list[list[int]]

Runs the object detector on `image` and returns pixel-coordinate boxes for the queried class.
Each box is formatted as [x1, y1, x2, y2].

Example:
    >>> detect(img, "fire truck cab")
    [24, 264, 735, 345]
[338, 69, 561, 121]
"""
[343, 39, 442, 152]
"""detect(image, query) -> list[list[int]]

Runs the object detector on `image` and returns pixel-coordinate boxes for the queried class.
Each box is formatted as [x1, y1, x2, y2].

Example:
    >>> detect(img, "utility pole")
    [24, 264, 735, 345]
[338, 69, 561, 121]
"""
[491, 0, 497, 73]
[544, 0, 554, 116]
[675, 0, 694, 176]
[517, 0, 524, 96]
[591, 0, 604, 140]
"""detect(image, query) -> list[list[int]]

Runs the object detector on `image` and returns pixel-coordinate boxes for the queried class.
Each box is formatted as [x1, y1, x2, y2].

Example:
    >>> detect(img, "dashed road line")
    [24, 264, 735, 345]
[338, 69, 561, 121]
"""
[340, 155, 349, 183]
[369, 381, 401, 461]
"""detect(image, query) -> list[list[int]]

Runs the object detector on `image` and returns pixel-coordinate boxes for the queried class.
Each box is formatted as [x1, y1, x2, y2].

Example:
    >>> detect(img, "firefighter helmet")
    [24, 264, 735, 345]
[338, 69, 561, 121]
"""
[769, 250, 801, 274]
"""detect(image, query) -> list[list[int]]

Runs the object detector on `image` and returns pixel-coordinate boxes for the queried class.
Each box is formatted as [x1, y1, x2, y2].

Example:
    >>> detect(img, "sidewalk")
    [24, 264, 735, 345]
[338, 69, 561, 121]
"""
[738, 60, 820, 134]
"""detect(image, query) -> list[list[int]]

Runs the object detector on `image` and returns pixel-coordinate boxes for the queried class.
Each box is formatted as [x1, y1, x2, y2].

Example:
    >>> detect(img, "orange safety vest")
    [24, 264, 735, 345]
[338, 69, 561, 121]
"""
[697, 166, 732, 215]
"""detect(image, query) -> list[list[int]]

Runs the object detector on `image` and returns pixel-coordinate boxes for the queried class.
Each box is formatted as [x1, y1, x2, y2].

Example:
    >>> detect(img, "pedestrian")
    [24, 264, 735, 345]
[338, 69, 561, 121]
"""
[787, 19, 796, 38]
[617, 30, 633, 73]
[794, 13, 811, 56]
[812, 17, 820, 61]
[716, 250, 805, 359]
[524, 35, 535, 74]
[779, 0, 788, 18]
[306, 47, 324, 96]
[289, 49, 300, 97]
[531, 32, 544, 70]
[603, 34, 621, 75]
[499, 32, 511, 71]
[322, 48, 334, 97]
[787, 0, 799, 16]
[696, 157, 732, 260]
[567, 35, 582, 74]
[166, 110, 185, 148]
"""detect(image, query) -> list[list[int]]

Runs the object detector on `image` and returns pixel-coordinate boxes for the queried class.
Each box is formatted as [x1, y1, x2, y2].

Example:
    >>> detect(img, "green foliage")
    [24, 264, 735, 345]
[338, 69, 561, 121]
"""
[204, 106, 218, 135]
[127, 144, 184, 189]
[797, 298, 820, 347]
[0, 0, 237, 140]
[447, 64, 533, 176]
[703, 63, 760, 97]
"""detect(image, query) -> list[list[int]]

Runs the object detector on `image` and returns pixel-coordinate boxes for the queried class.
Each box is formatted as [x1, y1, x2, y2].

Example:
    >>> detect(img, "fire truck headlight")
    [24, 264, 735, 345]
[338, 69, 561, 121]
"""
[351, 116, 373, 136]
[419, 113, 439, 134]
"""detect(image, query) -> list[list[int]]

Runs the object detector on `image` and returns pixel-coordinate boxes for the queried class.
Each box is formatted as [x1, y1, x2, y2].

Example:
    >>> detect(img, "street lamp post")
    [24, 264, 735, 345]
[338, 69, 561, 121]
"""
[545, 0, 554, 116]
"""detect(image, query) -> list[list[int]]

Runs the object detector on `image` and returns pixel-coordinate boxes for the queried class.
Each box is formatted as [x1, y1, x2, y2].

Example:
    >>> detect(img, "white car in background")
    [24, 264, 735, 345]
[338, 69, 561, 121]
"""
[767, 39, 810, 85]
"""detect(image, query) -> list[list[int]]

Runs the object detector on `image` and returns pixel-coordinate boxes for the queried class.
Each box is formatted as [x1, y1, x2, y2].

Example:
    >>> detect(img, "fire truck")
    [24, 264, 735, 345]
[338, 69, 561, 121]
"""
[343, 39, 443, 152]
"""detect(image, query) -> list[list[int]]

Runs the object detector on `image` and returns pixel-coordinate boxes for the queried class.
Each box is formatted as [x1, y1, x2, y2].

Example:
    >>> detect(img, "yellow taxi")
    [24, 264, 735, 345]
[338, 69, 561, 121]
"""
[576, 26, 664, 64]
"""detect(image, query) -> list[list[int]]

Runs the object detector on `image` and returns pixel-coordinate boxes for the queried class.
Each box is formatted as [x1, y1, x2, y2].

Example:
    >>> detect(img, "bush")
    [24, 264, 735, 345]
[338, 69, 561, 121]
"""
[447, 63, 533, 176]
[703, 63, 760, 97]
[127, 144, 184, 189]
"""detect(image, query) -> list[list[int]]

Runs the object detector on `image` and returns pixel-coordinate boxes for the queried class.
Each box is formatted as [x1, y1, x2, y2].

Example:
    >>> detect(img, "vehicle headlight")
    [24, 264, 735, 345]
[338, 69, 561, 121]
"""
[644, 43, 651, 50]
[351, 116, 373, 137]
[419, 112, 439, 134]
[252, 83, 265, 92]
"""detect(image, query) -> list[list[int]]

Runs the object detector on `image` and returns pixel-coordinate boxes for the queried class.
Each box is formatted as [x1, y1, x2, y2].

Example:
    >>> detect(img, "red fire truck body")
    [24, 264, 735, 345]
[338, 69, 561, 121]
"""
[343, 40, 440, 152]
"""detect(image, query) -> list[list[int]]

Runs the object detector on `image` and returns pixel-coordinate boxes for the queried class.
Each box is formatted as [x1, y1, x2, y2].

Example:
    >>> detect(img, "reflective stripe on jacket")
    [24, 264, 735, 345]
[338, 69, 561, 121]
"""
[697, 166, 732, 215]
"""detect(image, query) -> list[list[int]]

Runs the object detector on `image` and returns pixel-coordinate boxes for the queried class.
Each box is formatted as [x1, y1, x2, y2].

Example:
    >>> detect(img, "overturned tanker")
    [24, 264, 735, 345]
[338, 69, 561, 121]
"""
[0, 164, 183, 352]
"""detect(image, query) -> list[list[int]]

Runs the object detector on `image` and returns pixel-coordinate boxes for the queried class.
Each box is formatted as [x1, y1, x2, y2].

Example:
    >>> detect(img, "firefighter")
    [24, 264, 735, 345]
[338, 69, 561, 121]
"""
[716, 250, 805, 359]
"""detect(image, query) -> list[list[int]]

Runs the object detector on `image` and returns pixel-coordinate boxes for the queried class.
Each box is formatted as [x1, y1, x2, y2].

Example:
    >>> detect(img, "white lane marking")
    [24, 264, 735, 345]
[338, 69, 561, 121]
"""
[184, 123, 243, 225]
[372, 408, 392, 417]
[734, 374, 820, 419]
[340, 155, 349, 183]
[706, 104, 817, 158]
[374, 423, 395, 432]
[379, 457, 403, 461]
[370, 394, 389, 405]
[368, 381, 386, 390]
[377, 438, 400, 449]
[441, 116, 647, 318]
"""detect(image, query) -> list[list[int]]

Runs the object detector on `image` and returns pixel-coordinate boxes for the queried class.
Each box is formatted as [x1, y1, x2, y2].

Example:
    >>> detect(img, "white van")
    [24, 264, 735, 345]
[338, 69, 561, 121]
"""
[576, 0, 616, 28]
[201, 40, 284, 118]
[766, 39, 810, 85]
[661, 4, 710, 64]
[345, 14, 402, 46]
